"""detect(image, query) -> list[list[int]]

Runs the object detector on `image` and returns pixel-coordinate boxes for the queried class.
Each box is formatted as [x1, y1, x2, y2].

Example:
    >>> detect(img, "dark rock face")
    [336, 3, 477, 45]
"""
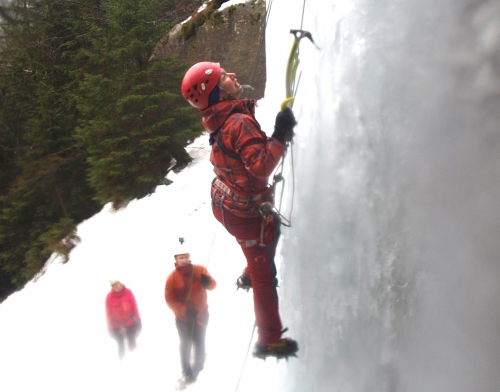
[150, 0, 266, 100]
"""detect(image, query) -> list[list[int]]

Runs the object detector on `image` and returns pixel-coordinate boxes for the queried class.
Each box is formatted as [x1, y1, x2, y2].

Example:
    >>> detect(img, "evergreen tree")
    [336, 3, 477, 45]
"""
[74, 0, 200, 208]
[0, 0, 202, 300]
[0, 0, 102, 299]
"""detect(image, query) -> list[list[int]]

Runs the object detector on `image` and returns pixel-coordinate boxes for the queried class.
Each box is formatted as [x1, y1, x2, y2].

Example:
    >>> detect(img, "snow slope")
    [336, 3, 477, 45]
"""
[0, 134, 286, 392]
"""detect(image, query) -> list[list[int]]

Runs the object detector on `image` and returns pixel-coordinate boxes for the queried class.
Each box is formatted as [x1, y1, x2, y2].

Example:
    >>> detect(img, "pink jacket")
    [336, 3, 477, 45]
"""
[105, 286, 140, 329]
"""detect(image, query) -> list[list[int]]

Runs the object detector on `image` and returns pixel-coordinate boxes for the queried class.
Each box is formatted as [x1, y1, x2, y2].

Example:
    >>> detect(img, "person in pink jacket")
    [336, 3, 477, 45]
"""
[105, 280, 142, 359]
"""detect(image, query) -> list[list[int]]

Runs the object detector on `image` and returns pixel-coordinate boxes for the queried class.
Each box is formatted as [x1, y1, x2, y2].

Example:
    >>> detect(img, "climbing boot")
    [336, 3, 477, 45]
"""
[252, 337, 298, 359]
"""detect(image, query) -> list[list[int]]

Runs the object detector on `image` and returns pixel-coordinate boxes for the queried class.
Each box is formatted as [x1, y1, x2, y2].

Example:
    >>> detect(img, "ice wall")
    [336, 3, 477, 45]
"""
[273, 0, 500, 391]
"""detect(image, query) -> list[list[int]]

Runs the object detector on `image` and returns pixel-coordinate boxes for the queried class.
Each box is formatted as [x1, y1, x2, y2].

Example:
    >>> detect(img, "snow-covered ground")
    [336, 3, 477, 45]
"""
[0, 133, 288, 392]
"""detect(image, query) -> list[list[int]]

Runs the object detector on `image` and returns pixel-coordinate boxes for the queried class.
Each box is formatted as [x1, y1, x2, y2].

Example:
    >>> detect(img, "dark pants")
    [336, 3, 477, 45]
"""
[176, 316, 208, 378]
[110, 324, 137, 359]
[212, 204, 283, 344]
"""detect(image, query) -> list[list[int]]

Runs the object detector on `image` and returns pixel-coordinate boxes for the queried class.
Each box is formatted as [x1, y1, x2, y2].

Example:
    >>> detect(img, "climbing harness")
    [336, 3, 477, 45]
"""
[211, 178, 269, 225]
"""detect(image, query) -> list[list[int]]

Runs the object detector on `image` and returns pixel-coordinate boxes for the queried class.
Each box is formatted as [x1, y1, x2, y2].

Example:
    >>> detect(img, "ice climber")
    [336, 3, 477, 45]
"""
[180, 62, 298, 359]
[164, 242, 217, 391]
[105, 279, 142, 359]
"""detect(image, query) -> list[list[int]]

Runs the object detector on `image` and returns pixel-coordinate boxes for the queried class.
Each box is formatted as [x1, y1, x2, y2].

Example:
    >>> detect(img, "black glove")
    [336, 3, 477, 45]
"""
[200, 274, 211, 288]
[272, 107, 297, 144]
[185, 308, 197, 319]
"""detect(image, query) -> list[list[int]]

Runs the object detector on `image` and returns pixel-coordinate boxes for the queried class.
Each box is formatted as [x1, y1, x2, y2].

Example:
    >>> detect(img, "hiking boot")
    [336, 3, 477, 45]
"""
[175, 373, 196, 391]
[235, 273, 252, 291]
[252, 337, 299, 359]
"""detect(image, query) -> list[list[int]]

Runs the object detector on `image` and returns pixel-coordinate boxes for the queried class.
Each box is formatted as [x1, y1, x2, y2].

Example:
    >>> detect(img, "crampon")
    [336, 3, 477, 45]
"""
[235, 273, 252, 291]
[252, 337, 298, 360]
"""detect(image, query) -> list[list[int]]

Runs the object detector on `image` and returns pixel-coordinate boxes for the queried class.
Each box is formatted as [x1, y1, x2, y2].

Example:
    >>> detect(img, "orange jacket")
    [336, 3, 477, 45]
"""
[164, 263, 216, 326]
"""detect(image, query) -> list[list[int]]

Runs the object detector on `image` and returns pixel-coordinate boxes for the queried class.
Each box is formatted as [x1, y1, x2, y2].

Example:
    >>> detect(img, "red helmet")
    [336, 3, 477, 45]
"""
[181, 62, 220, 110]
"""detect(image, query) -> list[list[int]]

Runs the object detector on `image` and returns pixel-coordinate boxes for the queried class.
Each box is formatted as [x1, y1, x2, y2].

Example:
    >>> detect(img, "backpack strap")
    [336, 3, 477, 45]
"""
[209, 130, 242, 161]
[208, 112, 265, 162]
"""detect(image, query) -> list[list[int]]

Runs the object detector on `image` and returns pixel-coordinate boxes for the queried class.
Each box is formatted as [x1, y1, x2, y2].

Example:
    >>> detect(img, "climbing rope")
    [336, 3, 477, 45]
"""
[234, 320, 257, 391]
[300, 0, 306, 29]
[246, 0, 275, 95]
[204, 229, 218, 269]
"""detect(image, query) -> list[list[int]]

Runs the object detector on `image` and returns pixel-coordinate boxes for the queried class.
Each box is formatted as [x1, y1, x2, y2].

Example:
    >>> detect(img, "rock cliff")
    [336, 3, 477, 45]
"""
[150, 0, 266, 100]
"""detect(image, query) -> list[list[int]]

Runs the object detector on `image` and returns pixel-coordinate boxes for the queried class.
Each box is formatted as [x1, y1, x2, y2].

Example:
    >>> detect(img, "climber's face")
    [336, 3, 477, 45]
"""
[219, 68, 242, 99]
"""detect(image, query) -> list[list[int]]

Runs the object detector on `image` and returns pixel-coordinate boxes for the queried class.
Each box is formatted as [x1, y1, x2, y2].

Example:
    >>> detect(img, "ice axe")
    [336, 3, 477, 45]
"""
[272, 30, 319, 220]
[281, 29, 319, 110]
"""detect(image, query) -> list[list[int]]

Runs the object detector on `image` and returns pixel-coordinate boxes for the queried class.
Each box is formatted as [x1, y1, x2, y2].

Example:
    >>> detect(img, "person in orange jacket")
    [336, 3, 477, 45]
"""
[165, 242, 217, 390]
[105, 280, 141, 359]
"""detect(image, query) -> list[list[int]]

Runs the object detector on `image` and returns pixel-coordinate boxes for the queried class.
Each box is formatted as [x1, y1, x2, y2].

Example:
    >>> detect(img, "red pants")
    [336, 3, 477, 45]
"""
[212, 205, 283, 344]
